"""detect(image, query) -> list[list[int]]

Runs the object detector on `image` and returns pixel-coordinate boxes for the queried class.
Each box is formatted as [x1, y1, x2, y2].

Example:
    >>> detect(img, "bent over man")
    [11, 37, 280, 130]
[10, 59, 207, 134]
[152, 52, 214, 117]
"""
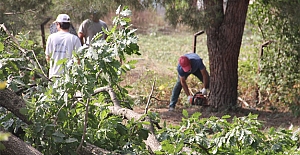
[169, 53, 210, 111]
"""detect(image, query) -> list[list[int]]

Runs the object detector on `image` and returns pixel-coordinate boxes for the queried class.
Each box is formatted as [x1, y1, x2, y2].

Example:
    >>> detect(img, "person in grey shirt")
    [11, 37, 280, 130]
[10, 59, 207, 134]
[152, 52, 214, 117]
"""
[78, 10, 108, 45]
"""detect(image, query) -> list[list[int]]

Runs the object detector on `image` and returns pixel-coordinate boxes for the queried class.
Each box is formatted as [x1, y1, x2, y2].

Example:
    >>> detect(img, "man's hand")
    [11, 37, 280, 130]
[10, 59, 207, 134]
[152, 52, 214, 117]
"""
[188, 95, 193, 103]
[201, 88, 207, 95]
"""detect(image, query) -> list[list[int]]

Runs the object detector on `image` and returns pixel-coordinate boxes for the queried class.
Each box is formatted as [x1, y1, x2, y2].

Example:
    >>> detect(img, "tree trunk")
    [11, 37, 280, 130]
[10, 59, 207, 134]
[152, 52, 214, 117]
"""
[204, 0, 249, 111]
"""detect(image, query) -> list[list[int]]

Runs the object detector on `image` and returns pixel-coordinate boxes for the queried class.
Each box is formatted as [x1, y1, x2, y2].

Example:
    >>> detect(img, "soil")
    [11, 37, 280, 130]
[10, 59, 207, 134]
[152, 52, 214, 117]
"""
[133, 104, 300, 130]
[126, 54, 300, 131]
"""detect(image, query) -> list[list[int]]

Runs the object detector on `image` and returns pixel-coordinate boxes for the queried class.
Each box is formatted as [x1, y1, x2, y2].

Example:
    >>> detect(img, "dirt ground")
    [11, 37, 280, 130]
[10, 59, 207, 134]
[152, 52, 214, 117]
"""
[127, 61, 300, 131]
[133, 104, 300, 130]
[125, 50, 300, 131]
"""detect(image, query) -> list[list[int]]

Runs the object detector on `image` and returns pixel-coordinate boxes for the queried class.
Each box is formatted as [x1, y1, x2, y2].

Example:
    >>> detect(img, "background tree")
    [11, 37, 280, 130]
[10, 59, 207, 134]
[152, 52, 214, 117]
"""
[248, 0, 300, 115]
[43, 0, 155, 25]
[1, 0, 156, 42]
[0, 0, 52, 35]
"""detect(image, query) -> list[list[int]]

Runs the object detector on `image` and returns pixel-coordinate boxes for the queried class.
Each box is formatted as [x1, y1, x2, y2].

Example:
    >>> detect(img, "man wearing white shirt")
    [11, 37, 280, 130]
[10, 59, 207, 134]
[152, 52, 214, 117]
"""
[45, 14, 81, 79]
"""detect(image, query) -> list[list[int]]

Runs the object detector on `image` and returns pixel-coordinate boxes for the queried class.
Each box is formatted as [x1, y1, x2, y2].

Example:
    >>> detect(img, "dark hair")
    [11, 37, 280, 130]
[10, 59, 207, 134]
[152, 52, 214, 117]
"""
[58, 22, 71, 30]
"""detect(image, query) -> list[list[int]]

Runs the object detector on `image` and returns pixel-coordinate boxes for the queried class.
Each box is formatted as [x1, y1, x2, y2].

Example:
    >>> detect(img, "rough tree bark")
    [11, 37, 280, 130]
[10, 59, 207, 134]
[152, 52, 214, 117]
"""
[0, 127, 42, 155]
[0, 89, 31, 124]
[0, 87, 161, 154]
[203, 0, 250, 111]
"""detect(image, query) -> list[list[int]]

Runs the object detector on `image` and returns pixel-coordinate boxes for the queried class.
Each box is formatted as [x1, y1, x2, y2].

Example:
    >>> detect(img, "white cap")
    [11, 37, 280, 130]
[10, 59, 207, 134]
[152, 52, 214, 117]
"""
[54, 14, 70, 23]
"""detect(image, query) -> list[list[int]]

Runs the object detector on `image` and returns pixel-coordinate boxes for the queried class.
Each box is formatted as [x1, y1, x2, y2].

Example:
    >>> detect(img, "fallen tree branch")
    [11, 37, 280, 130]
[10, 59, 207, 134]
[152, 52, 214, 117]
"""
[0, 88, 112, 155]
[0, 89, 31, 125]
[1, 87, 162, 154]
[0, 127, 42, 155]
[94, 86, 161, 152]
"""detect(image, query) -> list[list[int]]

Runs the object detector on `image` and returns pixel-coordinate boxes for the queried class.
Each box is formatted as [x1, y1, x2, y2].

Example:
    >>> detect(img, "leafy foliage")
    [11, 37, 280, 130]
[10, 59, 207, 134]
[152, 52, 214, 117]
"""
[22, 6, 148, 155]
[161, 0, 224, 30]
[156, 110, 300, 154]
[0, 6, 151, 154]
[248, 0, 300, 115]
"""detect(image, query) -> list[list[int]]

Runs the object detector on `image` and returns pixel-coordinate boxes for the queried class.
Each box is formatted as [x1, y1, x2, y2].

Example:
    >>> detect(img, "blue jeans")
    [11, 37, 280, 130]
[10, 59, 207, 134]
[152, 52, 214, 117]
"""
[169, 69, 207, 108]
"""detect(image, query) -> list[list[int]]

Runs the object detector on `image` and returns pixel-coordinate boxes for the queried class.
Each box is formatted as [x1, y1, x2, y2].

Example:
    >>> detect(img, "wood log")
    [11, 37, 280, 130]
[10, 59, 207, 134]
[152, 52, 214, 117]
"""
[0, 127, 42, 155]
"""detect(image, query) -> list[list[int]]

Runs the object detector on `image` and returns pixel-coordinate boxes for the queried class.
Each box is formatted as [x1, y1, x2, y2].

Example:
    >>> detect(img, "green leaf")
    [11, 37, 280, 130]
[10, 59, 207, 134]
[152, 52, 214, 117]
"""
[19, 108, 28, 115]
[52, 131, 65, 138]
[221, 115, 231, 119]
[65, 138, 78, 143]
[53, 136, 64, 143]
[120, 9, 132, 17]
[116, 123, 127, 135]
[182, 109, 188, 118]
[116, 5, 121, 14]
[0, 132, 10, 141]
[175, 142, 184, 153]
[0, 143, 6, 150]
[56, 58, 68, 65]
[0, 42, 4, 52]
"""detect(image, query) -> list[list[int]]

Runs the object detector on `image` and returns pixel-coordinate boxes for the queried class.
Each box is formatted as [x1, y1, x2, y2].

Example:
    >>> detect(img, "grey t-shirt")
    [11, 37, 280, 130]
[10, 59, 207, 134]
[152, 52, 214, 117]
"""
[78, 19, 108, 45]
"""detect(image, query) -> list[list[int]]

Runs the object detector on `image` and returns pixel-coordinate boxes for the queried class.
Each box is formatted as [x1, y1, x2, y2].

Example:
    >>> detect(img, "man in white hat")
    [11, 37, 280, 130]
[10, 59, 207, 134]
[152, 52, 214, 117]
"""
[45, 14, 82, 79]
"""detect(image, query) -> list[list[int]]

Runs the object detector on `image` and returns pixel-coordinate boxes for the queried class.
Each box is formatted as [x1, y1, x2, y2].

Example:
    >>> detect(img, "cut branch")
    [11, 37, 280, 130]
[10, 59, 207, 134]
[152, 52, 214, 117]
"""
[94, 86, 161, 152]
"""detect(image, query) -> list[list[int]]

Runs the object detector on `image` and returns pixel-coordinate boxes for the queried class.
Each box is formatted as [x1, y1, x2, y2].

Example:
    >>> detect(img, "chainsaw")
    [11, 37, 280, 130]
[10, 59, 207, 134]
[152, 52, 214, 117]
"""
[191, 91, 208, 106]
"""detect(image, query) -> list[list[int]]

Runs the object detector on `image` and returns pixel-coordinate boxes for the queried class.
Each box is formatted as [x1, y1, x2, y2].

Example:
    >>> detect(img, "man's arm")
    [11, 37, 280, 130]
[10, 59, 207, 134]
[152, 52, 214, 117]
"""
[200, 68, 209, 89]
[78, 32, 85, 45]
[180, 76, 191, 96]
[46, 55, 50, 63]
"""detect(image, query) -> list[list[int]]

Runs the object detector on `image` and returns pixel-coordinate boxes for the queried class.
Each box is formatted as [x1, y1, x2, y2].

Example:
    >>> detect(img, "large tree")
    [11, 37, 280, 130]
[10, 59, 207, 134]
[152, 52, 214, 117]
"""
[204, 0, 249, 110]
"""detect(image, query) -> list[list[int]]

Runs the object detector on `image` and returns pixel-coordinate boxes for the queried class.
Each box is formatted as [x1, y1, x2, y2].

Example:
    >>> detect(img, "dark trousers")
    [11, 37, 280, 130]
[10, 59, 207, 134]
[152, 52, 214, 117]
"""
[169, 69, 207, 108]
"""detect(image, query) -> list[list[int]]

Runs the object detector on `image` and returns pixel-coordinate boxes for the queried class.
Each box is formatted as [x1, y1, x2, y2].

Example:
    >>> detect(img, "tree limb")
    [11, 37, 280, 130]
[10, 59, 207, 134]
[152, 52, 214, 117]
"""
[0, 127, 42, 155]
[77, 99, 89, 153]
[94, 86, 161, 152]
[0, 89, 31, 125]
